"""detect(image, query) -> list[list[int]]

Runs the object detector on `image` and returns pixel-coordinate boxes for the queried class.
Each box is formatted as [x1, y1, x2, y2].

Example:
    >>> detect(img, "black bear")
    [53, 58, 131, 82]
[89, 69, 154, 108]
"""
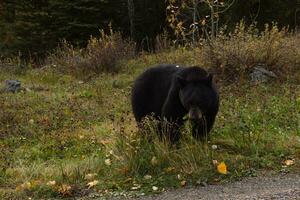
[131, 64, 219, 143]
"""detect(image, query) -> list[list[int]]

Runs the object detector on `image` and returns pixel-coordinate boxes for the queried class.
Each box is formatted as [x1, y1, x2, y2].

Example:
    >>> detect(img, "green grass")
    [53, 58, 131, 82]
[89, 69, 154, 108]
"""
[0, 54, 299, 199]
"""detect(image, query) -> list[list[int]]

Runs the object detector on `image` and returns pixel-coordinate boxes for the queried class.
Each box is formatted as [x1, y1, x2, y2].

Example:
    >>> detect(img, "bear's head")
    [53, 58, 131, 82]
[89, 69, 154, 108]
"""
[177, 67, 217, 121]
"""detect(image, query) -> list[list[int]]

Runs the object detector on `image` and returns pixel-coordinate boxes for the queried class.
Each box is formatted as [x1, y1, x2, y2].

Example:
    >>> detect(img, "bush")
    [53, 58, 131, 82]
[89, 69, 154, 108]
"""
[47, 31, 135, 75]
[201, 22, 300, 82]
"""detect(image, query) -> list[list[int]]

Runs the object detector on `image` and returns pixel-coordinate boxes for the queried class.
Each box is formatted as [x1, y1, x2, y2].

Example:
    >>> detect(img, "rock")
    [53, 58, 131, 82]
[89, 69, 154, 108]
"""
[250, 64, 277, 84]
[4, 80, 21, 93]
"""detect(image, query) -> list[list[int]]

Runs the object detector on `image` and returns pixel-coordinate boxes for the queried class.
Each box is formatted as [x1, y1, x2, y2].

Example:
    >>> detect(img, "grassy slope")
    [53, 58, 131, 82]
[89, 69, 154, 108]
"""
[0, 52, 299, 199]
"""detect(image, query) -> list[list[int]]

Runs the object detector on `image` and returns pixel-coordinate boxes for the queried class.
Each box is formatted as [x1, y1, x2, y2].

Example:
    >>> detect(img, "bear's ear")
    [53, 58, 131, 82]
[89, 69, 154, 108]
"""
[177, 76, 187, 88]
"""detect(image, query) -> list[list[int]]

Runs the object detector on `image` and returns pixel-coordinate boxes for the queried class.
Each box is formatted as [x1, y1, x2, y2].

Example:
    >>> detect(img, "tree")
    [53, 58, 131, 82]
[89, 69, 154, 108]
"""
[166, 0, 234, 44]
[131, 0, 166, 51]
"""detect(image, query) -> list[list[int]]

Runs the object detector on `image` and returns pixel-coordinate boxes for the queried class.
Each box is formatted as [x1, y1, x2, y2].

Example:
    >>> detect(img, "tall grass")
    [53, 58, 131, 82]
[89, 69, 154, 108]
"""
[47, 31, 135, 76]
[201, 22, 300, 81]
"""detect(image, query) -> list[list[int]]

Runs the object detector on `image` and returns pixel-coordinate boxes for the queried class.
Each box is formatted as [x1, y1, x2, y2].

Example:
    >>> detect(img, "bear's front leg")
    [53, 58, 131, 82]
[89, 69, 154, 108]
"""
[159, 118, 182, 144]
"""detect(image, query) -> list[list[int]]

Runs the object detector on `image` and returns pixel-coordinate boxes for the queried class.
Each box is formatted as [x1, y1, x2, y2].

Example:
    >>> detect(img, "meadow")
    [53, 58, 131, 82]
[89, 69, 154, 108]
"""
[0, 24, 299, 199]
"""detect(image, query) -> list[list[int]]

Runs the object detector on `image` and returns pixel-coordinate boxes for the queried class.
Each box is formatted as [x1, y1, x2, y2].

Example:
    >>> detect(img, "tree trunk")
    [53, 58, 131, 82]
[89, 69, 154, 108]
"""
[127, 0, 135, 38]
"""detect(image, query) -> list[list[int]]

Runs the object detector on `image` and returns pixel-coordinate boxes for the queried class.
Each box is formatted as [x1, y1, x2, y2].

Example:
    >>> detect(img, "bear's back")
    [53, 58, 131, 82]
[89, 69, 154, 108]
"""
[131, 64, 181, 122]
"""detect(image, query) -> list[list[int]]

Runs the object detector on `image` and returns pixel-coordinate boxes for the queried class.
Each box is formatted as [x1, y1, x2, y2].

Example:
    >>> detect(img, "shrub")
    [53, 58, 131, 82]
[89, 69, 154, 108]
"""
[47, 31, 135, 75]
[201, 22, 300, 82]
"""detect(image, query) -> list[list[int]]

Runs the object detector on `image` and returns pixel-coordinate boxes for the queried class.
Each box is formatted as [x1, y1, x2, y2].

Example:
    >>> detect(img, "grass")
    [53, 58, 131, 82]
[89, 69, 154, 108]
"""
[0, 26, 300, 199]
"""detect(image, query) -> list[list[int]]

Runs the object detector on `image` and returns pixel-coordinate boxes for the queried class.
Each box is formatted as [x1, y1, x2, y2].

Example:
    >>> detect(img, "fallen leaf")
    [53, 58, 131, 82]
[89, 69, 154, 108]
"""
[180, 180, 187, 187]
[46, 180, 56, 186]
[58, 184, 72, 196]
[284, 159, 295, 166]
[131, 184, 141, 190]
[217, 162, 227, 175]
[212, 160, 218, 166]
[152, 186, 158, 191]
[87, 180, 99, 189]
[105, 158, 112, 166]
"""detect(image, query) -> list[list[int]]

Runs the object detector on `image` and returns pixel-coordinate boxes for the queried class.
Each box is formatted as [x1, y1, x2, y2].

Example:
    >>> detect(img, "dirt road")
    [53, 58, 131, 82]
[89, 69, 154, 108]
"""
[137, 173, 300, 200]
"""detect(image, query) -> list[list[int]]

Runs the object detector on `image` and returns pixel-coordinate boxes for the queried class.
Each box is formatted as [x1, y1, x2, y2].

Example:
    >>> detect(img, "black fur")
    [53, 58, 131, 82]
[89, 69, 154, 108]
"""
[131, 64, 219, 143]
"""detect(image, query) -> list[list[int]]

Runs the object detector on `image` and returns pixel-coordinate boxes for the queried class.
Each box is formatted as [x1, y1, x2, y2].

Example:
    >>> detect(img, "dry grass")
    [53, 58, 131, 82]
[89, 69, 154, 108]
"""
[47, 31, 135, 76]
[201, 23, 300, 82]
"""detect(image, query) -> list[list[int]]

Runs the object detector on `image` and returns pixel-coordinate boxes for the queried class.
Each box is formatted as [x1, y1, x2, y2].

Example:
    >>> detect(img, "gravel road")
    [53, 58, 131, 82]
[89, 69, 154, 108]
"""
[137, 173, 300, 200]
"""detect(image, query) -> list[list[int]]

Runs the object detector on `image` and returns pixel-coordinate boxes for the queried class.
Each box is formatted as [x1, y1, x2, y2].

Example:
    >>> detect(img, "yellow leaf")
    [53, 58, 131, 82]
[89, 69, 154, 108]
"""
[46, 180, 56, 186]
[87, 180, 99, 189]
[58, 184, 72, 196]
[284, 159, 295, 166]
[217, 162, 228, 175]
[152, 186, 158, 191]
[105, 158, 112, 166]
[180, 180, 187, 187]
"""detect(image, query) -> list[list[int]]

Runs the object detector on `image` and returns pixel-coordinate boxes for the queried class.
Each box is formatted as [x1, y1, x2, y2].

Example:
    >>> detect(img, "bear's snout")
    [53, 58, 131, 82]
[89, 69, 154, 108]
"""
[188, 107, 202, 120]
